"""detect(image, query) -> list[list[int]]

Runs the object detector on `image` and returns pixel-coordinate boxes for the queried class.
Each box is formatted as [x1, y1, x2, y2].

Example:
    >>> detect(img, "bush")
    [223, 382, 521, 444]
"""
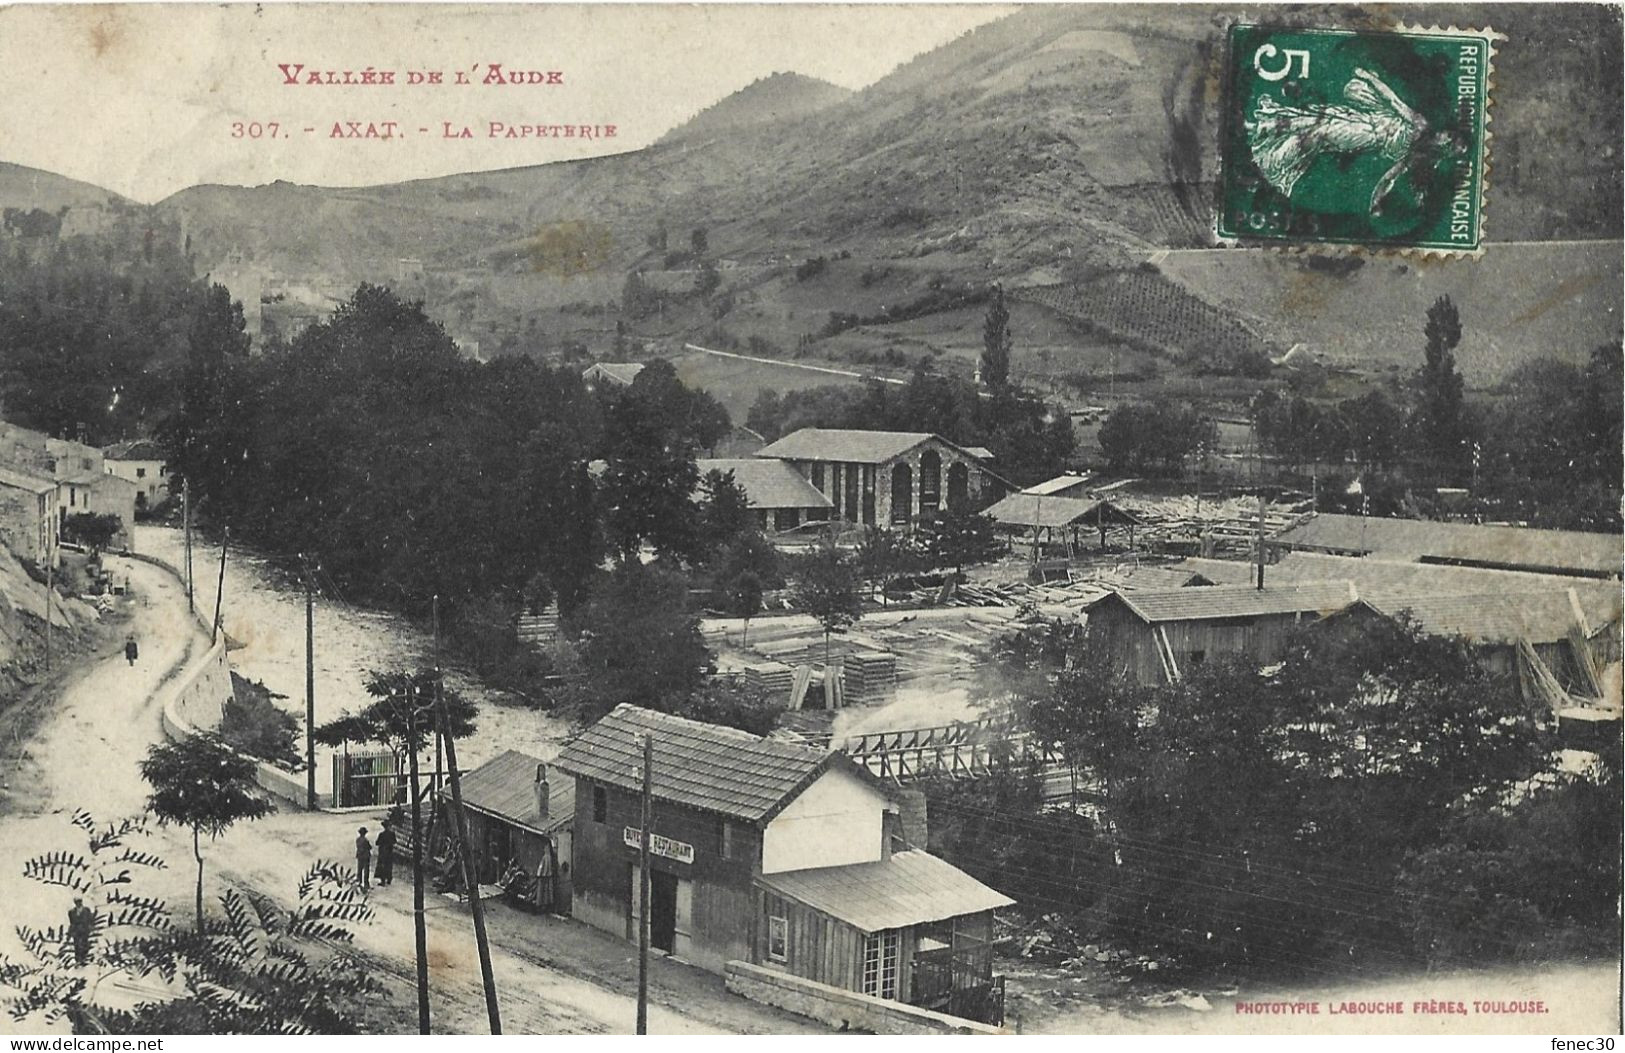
[795, 256, 828, 281]
[222, 674, 303, 770]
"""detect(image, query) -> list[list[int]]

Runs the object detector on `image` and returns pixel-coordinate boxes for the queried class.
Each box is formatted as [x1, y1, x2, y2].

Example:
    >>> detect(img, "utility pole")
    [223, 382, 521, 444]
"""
[637, 732, 652, 1036]
[182, 477, 194, 614]
[43, 557, 53, 674]
[437, 601, 502, 1035]
[1255, 492, 1267, 590]
[210, 527, 229, 646]
[303, 557, 316, 810]
[406, 681, 431, 1035]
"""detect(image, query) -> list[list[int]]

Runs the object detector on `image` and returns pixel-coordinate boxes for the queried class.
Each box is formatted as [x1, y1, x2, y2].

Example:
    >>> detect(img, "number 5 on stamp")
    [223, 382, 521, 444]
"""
[1218, 24, 1498, 253]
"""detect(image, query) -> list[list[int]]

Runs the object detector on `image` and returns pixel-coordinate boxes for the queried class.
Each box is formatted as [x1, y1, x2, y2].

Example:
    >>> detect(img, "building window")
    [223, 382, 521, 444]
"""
[861, 930, 900, 999]
[159, 466, 168, 476]
[718, 819, 735, 860]
[136, 467, 146, 479]
[592, 785, 606, 823]
[767, 915, 788, 963]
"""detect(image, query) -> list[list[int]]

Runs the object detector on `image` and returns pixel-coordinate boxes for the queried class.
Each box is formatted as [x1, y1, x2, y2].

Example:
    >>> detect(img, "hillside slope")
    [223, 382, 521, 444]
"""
[659, 72, 853, 145]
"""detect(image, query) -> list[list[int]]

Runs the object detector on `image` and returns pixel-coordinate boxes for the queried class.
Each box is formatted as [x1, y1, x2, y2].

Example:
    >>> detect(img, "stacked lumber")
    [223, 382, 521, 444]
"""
[741, 660, 795, 699]
[843, 651, 898, 706]
[516, 603, 560, 650]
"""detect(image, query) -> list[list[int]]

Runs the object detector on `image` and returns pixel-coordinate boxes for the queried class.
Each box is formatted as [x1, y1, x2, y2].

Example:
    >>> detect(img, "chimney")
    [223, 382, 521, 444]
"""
[533, 763, 550, 822]
[894, 788, 929, 851]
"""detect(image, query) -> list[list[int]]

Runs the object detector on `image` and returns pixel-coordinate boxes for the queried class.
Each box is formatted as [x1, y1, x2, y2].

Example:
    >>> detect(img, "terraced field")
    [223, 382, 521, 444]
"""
[1158, 241, 1624, 384]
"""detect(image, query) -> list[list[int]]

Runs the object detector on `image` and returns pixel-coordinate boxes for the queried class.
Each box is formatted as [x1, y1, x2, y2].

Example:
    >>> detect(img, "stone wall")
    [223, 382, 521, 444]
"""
[724, 961, 1003, 1035]
[132, 549, 332, 810]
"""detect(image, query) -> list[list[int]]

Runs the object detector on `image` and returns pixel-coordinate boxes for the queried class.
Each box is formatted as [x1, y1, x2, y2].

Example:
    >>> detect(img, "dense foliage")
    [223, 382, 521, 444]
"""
[745, 365, 1075, 486]
[959, 617, 1618, 976]
[0, 811, 379, 1034]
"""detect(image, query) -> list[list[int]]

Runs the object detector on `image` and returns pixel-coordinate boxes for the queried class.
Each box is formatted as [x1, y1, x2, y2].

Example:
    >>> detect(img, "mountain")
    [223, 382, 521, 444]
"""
[659, 72, 853, 145]
[16, 5, 1625, 387]
[0, 161, 130, 211]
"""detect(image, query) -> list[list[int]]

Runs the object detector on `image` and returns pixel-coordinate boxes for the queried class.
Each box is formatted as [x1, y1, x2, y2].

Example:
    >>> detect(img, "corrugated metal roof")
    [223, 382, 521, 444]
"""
[696, 458, 832, 510]
[984, 493, 1141, 530]
[758, 850, 1015, 934]
[1088, 581, 1358, 623]
[0, 466, 55, 493]
[1275, 513, 1622, 578]
[1176, 553, 1622, 632]
[755, 428, 938, 465]
[458, 749, 574, 833]
[551, 704, 835, 823]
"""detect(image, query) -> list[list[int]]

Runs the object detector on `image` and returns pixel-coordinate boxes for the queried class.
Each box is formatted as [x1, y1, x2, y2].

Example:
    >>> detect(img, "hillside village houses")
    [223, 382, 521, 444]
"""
[752, 428, 999, 528]
[0, 465, 58, 565]
[582, 362, 647, 390]
[103, 439, 170, 513]
[0, 420, 137, 551]
[553, 705, 1014, 1025]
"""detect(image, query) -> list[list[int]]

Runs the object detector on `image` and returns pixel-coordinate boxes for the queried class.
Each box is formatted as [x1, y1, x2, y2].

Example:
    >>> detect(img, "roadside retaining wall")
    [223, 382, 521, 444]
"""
[130, 549, 328, 810]
[723, 961, 1004, 1035]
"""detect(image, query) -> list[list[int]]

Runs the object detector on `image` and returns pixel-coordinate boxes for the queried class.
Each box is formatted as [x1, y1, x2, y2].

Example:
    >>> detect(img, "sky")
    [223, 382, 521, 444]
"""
[0, 3, 1009, 203]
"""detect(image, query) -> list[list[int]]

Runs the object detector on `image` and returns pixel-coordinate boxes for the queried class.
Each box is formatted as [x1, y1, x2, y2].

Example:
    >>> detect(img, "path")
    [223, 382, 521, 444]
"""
[0, 555, 816, 1035]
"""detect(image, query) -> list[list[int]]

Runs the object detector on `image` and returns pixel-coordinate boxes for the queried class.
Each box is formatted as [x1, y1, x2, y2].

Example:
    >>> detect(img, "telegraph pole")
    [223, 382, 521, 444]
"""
[437, 601, 502, 1035]
[303, 557, 316, 811]
[210, 528, 229, 646]
[406, 681, 431, 1035]
[1255, 493, 1267, 590]
[637, 732, 653, 1036]
[182, 477, 194, 614]
[43, 557, 53, 674]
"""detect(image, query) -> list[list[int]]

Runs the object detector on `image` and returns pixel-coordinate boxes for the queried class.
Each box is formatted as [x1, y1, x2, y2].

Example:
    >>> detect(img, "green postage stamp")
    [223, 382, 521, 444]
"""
[1218, 24, 1496, 253]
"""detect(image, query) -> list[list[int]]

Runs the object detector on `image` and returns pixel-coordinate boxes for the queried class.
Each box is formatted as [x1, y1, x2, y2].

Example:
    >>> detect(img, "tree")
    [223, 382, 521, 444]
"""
[568, 561, 709, 717]
[725, 570, 764, 646]
[599, 360, 729, 561]
[1414, 295, 1469, 481]
[790, 535, 862, 668]
[139, 736, 275, 931]
[919, 508, 1001, 578]
[695, 259, 721, 298]
[856, 527, 920, 606]
[620, 270, 661, 320]
[61, 512, 122, 554]
[0, 810, 379, 1034]
[980, 284, 1012, 390]
[698, 468, 753, 555]
[1099, 401, 1211, 474]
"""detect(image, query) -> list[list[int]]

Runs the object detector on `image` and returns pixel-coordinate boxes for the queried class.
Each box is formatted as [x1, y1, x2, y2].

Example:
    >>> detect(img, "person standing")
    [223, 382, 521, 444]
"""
[67, 898, 95, 966]
[355, 827, 372, 890]
[124, 635, 138, 667]
[374, 823, 396, 887]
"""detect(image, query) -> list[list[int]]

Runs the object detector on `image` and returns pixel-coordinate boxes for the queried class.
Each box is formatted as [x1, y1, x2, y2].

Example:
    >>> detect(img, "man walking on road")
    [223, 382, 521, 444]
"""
[67, 897, 95, 966]
[355, 827, 373, 890]
[124, 635, 138, 667]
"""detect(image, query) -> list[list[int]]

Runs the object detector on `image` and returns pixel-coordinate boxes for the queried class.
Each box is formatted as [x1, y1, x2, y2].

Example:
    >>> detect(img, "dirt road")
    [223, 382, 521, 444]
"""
[0, 555, 814, 1035]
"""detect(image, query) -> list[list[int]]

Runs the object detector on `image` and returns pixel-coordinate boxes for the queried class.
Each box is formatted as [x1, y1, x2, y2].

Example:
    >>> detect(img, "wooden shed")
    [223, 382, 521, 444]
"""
[755, 849, 1013, 1024]
[455, 749, 574, 914]
[1082, 581, 1359, 683]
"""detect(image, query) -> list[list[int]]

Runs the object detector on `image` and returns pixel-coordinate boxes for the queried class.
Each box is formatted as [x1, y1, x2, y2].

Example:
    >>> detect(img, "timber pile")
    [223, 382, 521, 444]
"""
[843, 651, 898, 706]
[516, 603, 560, 650]
[740, 660, 794, 699]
